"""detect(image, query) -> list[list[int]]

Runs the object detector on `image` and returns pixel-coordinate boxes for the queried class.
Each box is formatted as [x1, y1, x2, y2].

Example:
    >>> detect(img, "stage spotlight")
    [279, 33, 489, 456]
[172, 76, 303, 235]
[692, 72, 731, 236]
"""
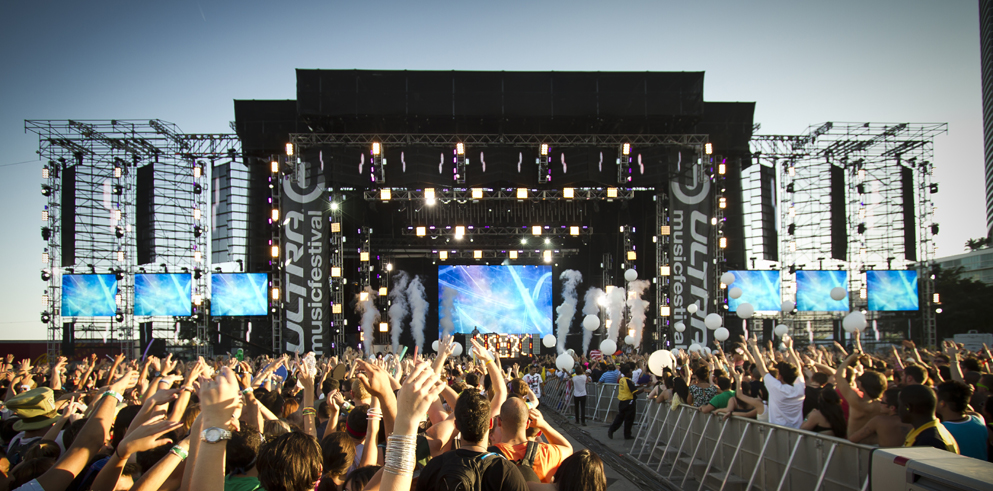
[115, 311, 125, 322]
[194, 268, 202, 280]
[540, 144, 548, 156]
[456, 142, 465, 155]
[931, 224, 939, 235]
[193, 226, 202, 238]
[424, 188, 436, 205]
[517, 188, 528, 200]
[271, 160, 279, 173]
[857, 223, 867, 234]
[856, 184, 865, 195]
[454, 226, 465, 239]
[360, 251, 370, 261]
[660, 306, 671, 317]
[41, 227, 51, 241]
[41, 209, 48, 221]
[509, 250, 518, 259]
[386, 263, 393, 271]
[439, 250, 448, 261]
[787, 224, 795, 235]
[719, 197, 727, 209]
[41, 270, 50, 281]
[474, 250, 482, 259]
[194, 250, 202, 262]
[194, 184, 203, 195]
[570, 226, 580, 236]
[532, 226, 541, 236]
[271, 208, 279, 221]
[719, 237, 727, 249]
[627, 251, 637, 261]
[331, 222, 341, 233]
[372, 142, 381, 156]
[786, 183, 794, 193]
[117, 250, 125, 262]
[331, 267, 341, 277]
[285, 143, 294, 156]
[622, 143, 631, 156]
[115, 226, 124, 239]
[41, 185, 51, 197]
[271, 288, 279, 300]
[705, 143, 713, 155]
[543, 250, 552, 263]
[41, 312, 50, 323]
[379, 322, 388, 333]
[660, 225, 670, 235]
[193, 293, 202, 306]
[472, 188, 483, 199]
[42, 166, 49, 179]
[788, 165, 795, 177]
[607, 188, 618, 198]
[379, 287, 387, 296]
[563, 187, 574, 199]
[113, 210, 122, 221]
[114, 184, 123, 196]
[332, 303, 343, 314]
[380, 188, 391, 201]
[330, 201, 339, 210]
[193, 208, 201, 221]
[193, 164, 202, 179]
[114, 165, 122, 178]
[270, 245, 279, 257]
[933, 293, 940, 304]
[718, 162, 726, 175]
[416, 226, 426, 236]
[929, 183, 938, 194]
[660, 265, 670, 276]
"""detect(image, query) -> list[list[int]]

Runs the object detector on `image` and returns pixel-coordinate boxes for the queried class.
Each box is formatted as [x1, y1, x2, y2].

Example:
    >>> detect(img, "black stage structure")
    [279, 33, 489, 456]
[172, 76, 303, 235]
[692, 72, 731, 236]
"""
[235, 70, 755, 357]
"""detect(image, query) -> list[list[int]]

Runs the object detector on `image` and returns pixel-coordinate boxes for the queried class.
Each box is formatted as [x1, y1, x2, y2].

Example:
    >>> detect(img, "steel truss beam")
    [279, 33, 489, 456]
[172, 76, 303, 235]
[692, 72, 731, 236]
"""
[362, 187, 635, 202]
[398, 226, 592, 237]
[355, 248, 581, 259]
[292, 133, 708, 147]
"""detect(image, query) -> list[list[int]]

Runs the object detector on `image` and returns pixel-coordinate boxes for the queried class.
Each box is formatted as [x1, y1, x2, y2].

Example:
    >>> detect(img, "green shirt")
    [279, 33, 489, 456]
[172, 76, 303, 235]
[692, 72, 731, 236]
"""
[708, 390, 736, 409]
[225, 476, 262, 491]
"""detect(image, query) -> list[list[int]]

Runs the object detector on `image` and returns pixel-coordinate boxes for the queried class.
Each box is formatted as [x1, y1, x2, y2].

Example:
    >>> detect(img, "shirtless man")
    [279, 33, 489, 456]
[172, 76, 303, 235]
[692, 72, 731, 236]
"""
[848, 388, 911, 447]
[832, 346, 888, 443]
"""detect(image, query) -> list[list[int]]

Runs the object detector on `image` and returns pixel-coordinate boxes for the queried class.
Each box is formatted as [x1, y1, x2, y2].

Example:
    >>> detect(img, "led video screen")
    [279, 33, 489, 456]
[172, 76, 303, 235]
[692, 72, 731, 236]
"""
[62, 275, 117, 317]
[796, 270, 849, 311]
[728, 271, 781, 312]
[135, 274, 192, 316]
[210, 273, 268, 316]
[867, 270, 919, 311]
[438, 265, 553, 335]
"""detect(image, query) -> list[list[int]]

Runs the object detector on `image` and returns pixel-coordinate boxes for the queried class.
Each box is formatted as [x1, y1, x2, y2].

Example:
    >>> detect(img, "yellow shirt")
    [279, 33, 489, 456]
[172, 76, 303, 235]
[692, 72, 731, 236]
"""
[618, 377, 634, 401]
[903, 419, 960, 454]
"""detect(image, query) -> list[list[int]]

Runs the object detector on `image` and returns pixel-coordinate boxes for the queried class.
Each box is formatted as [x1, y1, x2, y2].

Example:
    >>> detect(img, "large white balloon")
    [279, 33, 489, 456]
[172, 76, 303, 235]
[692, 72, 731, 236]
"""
[774, 324, 789, 337]
[843, 311, 867, 332]
[781, 300, 795, 312]
[736, 303, 755, 319]
[674, 321, 686, 333]
[729, 287, 743, 299]
[830, 287, 847, 301]
[432, 340, 440, 351]
[582, 315, 600, 331]
[451, 342, 463, 357]
[599, 339, 617, 355]
[624, 269, 638, 282]
[688, 343, 702, 353]
[714, 327, 730, 341]
[648, 350, 675, 375]
[687, 303, 699, 314]
[556, 353, 575, 371]
[624, 335, 635, 346]
[705, 313, 723, 330]
[721, 272, 736, 286]
[542, 334, 556, 348]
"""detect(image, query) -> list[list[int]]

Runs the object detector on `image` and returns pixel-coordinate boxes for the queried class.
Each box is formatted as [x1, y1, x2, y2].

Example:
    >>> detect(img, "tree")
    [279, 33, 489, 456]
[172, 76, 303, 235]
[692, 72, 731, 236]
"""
[934, 266, 993, 340]
[964, 237, 990, 251]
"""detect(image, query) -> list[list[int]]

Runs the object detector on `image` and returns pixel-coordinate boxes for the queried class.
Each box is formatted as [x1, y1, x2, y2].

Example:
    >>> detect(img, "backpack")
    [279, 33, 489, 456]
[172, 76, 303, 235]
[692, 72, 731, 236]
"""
[490, 441, 541, 476]
[430, 449, 506, 491]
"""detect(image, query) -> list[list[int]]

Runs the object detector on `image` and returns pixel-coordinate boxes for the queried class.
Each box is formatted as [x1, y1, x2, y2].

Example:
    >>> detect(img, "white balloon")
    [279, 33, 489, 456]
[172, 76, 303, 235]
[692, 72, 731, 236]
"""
[451, 342, 463, 357]
[674, 321, 686, 333]
[624, 335, 635, 346]
[778, 343, 787, 352]
[556, 353, 575, 371]
[714, 327, 730, 341]
[721, 272, 736, 286]
[774, 324, 789, 337]
[567, 348, 575, 356]
[781, 300, 795, 312]
[737, 303, 755, 319]
[582, 315, 600, 331]
[432, 340, 440, 351]
[705, 313, 723, 330]
[830, 287, 847, 301]
[648, 350, 674, 375]
[688, 343, 702, 353]
[599, 339, 617, 355]
[624, 269, 638, 282]
[712, 349, 721, 355]
[843, 311, 867, 332]
[728, 287, 743, 299]
[687, 303, 699, 314]
[542, 334, 556, 348]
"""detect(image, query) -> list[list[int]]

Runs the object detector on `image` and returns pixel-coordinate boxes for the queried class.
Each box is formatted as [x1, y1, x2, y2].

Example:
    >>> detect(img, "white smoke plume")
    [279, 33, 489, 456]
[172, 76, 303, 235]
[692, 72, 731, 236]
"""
[555, 270, 583, 354]
[354, 286, 380, 357]
[626, 280, 651, 348]
[582, 287, 604, 354]
[406, 276, 428, 351]
[606, 286, 626, 343]
[388, 271, 410, 353]
[439, 286, 457, 337]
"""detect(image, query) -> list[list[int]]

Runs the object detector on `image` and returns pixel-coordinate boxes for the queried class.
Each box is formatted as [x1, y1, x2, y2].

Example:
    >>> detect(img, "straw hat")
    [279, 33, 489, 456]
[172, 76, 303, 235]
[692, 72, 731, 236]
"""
[6, 387, 59, 431]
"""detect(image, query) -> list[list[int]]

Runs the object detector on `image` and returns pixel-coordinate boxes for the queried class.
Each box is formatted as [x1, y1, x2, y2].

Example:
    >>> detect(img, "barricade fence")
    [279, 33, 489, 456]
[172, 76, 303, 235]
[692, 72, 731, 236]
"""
[540, 377, 872, 491]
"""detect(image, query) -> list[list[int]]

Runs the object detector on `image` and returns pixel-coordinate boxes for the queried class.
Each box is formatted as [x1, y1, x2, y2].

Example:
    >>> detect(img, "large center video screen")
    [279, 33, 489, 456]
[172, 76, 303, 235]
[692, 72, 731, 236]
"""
[438, 265, 553, 335]
[135, 274, 192, 316]
[867, 270, 919, 311]
[62, 275, 117, 317]
[796, 270, 849, 311]
[211, 273, 268, 316]
[728, 271, 781, 312]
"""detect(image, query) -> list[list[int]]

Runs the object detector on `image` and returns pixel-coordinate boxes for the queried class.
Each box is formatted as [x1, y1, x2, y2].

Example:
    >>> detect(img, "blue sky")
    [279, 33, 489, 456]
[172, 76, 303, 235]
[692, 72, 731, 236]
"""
[0, 0, 985, 340]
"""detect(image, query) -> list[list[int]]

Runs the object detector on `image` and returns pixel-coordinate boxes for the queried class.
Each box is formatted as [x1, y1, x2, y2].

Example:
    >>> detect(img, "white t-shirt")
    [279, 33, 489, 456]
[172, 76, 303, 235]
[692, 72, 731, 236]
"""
[572, 375, 588, 397]
[523, 373, 542, 398]
[632, 368, 643, 384]
[763, 373, 805, 429]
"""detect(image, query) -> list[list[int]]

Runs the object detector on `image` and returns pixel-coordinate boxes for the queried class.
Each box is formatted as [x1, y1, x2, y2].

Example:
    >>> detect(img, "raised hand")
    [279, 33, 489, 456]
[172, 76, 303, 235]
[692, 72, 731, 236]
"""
[199, 367, 242, 431]
[355, 360, 391, 398]
[394, 361, 446, 434]
[119, 416, 182, 457]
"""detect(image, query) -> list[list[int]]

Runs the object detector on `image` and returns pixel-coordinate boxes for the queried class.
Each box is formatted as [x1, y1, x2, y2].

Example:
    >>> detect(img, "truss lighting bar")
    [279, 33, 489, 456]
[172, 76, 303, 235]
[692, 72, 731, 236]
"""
[401, 225, 592, 237]
[361, 188, 635, 201]
[290, 133, 709, 147]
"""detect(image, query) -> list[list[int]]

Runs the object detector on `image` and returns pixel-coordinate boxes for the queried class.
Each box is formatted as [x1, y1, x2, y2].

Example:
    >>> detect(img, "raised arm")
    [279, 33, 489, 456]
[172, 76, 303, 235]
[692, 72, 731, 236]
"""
[471, 337, 507, 417]
[942, 341, 965, 383]
[746, 338, 769, 378]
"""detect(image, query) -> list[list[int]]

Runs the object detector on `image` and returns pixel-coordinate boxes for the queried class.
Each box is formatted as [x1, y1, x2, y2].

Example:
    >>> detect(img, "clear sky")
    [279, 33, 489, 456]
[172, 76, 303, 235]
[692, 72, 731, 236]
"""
[0, 0, 985, 340]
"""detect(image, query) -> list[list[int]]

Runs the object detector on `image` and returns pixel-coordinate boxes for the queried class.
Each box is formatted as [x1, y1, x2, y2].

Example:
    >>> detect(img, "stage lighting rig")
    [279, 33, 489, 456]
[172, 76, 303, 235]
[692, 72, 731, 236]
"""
[40, 270, 50, 281]
[41, 312, 50, 323]
[455, 143, 466, 184]
[371, 142, 385, 183]
[41, 185, 52, 197]
[538, 144, 551, 183]
[617, 143, 632, 184]
[41, 227, 51, 241]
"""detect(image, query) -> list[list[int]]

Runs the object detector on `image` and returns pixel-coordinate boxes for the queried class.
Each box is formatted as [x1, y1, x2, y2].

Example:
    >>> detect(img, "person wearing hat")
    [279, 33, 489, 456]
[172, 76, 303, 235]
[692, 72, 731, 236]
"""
[5, 388, 62, 466]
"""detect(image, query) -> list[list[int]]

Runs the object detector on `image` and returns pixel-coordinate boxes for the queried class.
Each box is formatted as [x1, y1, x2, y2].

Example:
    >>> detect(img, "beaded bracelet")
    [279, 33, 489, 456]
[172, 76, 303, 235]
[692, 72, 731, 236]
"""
[170, 445, 188, 460]
[302, 408, 317, 417]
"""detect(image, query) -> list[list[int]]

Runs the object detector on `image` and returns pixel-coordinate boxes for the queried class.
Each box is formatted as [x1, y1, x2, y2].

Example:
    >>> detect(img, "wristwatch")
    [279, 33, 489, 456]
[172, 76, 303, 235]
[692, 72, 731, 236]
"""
[200, 427, 232, 443]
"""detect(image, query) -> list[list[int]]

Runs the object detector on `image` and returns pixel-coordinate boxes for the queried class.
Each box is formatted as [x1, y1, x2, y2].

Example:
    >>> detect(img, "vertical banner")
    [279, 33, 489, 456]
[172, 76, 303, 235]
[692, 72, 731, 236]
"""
[281, 157, 328, 355]
[669, 149, 713, 348]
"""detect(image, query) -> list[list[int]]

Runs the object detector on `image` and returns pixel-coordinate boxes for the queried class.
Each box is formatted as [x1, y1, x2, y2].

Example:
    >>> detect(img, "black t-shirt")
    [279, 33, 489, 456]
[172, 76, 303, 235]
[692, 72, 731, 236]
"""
[803, 386, 823, 418]
[416, 449, 529, 491]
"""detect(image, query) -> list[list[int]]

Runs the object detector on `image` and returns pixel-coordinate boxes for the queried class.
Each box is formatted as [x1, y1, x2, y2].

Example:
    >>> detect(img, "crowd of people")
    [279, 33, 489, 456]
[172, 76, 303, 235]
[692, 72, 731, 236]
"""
[0, 335, 609, 491]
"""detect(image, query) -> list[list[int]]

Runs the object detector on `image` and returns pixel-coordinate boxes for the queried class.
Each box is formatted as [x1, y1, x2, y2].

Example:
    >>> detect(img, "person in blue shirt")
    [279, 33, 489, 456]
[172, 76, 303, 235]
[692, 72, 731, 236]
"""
[936, 380, 987, 461]
[598, 365, 620, 385]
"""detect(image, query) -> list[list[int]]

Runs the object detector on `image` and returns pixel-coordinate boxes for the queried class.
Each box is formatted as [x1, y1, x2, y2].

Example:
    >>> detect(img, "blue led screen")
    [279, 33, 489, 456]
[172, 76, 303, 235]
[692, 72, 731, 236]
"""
[62, 275, 117, 317]
[728, 271, 781, 312]
[134, 274, 192, 316]
[437, 265, 553, 335]
[210, 273, 268, 316]
[796, 270, 849, 311]
[867, 270, 919, 311]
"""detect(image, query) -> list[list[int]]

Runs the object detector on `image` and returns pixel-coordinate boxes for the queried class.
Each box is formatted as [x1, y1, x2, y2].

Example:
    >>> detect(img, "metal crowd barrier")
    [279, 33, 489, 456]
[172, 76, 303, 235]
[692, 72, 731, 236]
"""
[540, 382, 875, 491]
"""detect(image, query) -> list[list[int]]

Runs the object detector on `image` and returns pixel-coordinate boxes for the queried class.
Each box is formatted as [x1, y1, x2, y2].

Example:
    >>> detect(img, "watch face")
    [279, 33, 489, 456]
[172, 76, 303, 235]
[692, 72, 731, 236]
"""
[205, 428, 222, 442]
